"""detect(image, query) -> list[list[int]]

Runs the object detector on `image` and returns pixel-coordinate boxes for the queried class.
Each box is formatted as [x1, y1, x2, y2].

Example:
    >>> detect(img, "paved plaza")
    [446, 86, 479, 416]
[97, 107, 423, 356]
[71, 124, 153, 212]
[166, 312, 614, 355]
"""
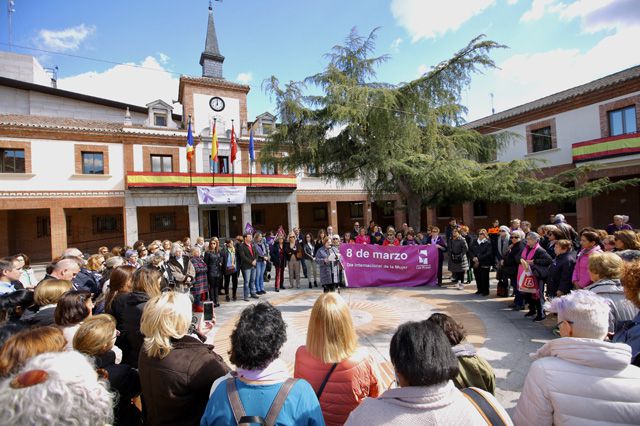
[204, 277, 555, 413]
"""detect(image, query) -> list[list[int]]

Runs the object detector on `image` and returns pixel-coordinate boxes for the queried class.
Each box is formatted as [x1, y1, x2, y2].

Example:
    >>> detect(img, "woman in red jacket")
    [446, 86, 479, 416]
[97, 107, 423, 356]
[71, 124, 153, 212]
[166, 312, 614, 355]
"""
[294, 293, 380, 426]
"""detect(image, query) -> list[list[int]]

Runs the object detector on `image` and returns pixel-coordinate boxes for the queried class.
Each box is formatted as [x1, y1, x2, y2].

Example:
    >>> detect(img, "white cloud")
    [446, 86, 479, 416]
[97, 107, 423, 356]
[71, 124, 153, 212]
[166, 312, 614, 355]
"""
[235, 72, 252, 83]
[390, 0, 496, 41]
[465, 24, 640, 122]
[417, 63, 429, 76]
[519, 0, 639, 32]
[390, 37, 403, 52]
[158, 52, 170, 64]
[58, 56, 181, 113]
[37, 24, 95, 51]
[520, 0, 561, 22]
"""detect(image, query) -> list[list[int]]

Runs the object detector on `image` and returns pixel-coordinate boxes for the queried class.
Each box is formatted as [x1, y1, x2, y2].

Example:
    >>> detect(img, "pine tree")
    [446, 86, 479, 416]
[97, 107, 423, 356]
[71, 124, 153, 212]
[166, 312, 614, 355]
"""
[261, 28, 638, 230]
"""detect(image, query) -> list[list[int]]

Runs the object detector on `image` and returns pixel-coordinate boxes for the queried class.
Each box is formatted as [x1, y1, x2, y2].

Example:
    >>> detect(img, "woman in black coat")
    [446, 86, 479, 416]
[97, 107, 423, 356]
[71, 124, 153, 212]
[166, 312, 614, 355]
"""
[469, 229, 494, 296]
[204, 239, 223, 307]
[502, 231, 526, 310]
[220, 239, 239, 301]
[546, 239, 576, 298]
[521, 232, 553, 321]
[270, 235, 287, 291]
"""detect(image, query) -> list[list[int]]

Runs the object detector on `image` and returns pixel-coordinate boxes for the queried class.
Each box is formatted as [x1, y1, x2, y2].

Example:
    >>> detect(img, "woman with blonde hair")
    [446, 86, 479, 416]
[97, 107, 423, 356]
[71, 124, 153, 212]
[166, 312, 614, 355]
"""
[138, 292, 229, 426]
[295, 292, 380, 426]
[26, 279, 73, 326]
[74, 314, 142, 425]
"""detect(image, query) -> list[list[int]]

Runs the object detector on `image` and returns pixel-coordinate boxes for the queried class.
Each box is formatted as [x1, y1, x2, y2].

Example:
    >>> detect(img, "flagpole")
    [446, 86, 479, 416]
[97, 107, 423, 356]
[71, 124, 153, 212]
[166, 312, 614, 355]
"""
[188, 115, 193, 188]
[231, 119, 235, 187]
[212, 118, 216, 187]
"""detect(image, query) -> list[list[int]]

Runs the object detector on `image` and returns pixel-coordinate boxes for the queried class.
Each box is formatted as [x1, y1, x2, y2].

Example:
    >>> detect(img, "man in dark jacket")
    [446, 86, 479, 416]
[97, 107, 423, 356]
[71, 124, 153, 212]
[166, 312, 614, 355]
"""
[237, 233, 259, 301]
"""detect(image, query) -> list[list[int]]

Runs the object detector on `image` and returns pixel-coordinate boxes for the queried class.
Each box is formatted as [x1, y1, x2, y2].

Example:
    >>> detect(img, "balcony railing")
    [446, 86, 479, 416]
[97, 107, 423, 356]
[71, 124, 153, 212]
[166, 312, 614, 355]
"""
[572, 132, 640, 163]
[126, 172, 297, 188]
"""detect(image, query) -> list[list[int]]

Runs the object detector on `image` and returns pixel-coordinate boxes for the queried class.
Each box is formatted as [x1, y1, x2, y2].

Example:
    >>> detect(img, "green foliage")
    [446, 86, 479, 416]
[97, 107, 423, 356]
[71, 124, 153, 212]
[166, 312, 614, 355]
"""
[261, 28, 638, 228]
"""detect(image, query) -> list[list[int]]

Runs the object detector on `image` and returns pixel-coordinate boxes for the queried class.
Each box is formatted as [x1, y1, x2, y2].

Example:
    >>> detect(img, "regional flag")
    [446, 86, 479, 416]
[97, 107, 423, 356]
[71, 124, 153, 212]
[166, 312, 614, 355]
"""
[186, 118, 194, 162]
[211, 119, 218, 165]
[249, 127, 255, 162]
[230, 122, 238, 163]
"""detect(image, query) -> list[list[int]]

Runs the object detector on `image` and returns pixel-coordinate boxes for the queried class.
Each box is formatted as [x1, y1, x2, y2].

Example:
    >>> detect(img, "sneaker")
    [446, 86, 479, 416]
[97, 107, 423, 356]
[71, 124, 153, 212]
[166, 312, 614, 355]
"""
[457, 283, 464, 290]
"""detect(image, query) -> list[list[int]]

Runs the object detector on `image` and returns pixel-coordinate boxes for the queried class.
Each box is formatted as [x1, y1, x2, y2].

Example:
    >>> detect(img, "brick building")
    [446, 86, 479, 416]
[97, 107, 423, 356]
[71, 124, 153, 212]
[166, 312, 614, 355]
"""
[432, 65, 640, 232]
[0, 5, 404, 261]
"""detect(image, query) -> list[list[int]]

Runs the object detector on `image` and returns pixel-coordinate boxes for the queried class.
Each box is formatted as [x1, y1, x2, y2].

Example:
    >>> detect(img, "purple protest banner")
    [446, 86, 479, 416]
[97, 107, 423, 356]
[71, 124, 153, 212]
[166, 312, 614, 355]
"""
[339, 244, 438, 287]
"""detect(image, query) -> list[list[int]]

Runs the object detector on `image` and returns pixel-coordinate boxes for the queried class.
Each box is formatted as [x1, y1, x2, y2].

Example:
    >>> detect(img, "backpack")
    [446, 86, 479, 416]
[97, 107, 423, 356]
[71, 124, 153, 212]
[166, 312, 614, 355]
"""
[226, 378, 298, 426]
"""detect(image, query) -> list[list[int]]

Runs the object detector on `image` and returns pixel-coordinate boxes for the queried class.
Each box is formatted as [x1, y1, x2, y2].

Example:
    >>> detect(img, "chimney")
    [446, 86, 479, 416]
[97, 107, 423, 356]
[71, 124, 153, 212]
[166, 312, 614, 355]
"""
[124, 107, 132, 126]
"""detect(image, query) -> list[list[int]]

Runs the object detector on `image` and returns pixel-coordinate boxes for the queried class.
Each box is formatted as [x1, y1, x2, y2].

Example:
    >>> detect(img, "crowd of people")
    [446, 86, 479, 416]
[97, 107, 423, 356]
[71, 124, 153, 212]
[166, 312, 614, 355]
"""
[0, 213, 639, 425]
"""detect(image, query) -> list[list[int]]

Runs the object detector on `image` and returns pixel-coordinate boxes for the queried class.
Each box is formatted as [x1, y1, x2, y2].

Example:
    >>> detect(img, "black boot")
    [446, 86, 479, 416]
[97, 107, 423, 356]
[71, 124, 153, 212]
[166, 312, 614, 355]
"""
[309, 282, 312, 288]
[314, 281, 318, 287]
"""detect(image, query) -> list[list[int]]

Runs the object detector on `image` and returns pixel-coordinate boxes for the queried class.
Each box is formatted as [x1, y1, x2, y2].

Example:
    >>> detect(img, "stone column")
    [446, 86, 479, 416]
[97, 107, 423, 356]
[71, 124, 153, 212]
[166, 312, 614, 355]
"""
[462, 202, 475, 231]
[241, 203, 252, 233]
[50, 207, 68, 258]
[329, 200, 338, 234]
[510, 203, 525, 222]
[394, 199, 406, 230]
[287, 201, 299, 231]
[576, 177, 593, 230]
[124, 207, 139, 246]
[426, 207, 437, 228]
[363, 198, 372, 228]
[188, 204, 200, 243]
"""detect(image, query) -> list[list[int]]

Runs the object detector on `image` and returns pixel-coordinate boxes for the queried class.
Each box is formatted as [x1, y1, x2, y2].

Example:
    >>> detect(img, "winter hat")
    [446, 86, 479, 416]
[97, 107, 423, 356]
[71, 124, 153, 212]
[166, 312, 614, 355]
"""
[499, 226, 510, 234]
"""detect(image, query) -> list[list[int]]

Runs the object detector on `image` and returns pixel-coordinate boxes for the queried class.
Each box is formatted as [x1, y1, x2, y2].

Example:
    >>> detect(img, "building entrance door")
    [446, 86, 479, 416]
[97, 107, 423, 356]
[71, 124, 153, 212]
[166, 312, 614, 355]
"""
[208, 210, 220, 238]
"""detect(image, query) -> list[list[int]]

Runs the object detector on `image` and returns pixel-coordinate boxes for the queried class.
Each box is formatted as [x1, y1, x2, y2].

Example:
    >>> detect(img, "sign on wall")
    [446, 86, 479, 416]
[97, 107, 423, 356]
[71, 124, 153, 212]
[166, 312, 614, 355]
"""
[197, 186, 247, 205]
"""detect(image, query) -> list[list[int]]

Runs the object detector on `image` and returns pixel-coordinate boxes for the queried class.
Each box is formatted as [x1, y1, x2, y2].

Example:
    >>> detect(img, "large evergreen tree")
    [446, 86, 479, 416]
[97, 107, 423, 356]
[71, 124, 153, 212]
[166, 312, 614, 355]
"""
[261, 28, 637, 230]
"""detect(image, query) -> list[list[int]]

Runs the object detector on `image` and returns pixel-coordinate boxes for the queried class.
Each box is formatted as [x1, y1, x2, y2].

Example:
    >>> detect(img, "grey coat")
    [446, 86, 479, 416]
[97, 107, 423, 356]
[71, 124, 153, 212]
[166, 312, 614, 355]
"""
[316, 246, 342, 285]
[586, 279, 640, 333]
[448, 237, 469, 273]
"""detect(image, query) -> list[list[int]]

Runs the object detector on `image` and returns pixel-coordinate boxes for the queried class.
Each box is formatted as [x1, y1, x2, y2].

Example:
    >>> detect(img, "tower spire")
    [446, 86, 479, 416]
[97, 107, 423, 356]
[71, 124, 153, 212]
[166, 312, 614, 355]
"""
[200, 0, 225, 79]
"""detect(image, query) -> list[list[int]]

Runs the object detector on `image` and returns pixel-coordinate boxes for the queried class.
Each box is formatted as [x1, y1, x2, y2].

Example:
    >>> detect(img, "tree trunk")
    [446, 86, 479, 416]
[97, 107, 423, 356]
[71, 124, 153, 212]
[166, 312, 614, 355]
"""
[406, 192, 422, 232]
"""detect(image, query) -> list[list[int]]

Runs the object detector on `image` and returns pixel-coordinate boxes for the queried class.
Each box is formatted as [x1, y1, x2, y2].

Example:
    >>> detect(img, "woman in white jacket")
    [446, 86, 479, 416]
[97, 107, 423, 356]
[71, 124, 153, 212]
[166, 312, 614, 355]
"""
[514, 290, 640, 426]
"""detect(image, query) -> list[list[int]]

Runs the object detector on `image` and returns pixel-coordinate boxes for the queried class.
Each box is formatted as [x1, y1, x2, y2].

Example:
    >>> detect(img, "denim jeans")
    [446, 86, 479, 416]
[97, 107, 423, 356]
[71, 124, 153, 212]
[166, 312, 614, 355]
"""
[241, 267, 257, 298]
[255, 261, 266, 293]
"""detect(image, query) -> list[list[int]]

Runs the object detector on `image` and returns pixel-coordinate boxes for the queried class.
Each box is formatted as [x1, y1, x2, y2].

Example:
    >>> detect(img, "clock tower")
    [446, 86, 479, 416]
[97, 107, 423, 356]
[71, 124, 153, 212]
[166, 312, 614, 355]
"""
[178, 2, 250, 139]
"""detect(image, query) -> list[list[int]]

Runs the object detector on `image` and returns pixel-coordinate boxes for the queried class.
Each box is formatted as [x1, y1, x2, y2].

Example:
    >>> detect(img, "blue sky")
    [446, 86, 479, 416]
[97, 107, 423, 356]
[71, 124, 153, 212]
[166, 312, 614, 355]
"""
[2, 0, 639, 121]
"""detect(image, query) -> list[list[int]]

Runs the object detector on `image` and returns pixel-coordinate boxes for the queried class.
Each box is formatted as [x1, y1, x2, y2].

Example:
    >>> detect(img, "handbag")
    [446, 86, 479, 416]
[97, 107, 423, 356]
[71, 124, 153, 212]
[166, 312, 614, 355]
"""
[517, 270, 539, 294]
[462, 387, 509, 426]
[316, 363, 338, 399]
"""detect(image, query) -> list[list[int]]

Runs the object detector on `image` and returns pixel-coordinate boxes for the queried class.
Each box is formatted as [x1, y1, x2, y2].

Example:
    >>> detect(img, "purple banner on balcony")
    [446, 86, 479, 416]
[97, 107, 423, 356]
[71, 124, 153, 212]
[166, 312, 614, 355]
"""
[339, 244, 438, 287]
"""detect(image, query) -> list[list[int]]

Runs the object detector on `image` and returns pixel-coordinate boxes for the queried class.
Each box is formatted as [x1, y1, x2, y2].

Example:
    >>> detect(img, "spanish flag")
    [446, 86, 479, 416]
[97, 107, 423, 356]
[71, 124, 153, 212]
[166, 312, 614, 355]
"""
[211, 119, 218, 166]
[186, 118, 194, 162]
[230, 122, 238, 163]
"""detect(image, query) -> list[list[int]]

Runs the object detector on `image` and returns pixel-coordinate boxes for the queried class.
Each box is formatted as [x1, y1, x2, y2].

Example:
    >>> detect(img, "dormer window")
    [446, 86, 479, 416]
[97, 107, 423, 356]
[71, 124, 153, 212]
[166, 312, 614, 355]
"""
[154, 113, 167, 127]
[146, 99, 176, 129]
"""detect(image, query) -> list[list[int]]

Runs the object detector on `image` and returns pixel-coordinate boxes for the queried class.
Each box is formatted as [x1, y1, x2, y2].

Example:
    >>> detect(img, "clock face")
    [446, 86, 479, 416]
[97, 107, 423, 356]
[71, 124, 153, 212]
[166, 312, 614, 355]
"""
[209, 96, 225, 112]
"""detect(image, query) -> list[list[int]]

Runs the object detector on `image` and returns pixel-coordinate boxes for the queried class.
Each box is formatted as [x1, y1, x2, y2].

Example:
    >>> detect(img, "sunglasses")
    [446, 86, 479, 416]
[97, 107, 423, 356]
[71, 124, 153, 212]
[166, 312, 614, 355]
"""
[510, 236, 519, 239]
